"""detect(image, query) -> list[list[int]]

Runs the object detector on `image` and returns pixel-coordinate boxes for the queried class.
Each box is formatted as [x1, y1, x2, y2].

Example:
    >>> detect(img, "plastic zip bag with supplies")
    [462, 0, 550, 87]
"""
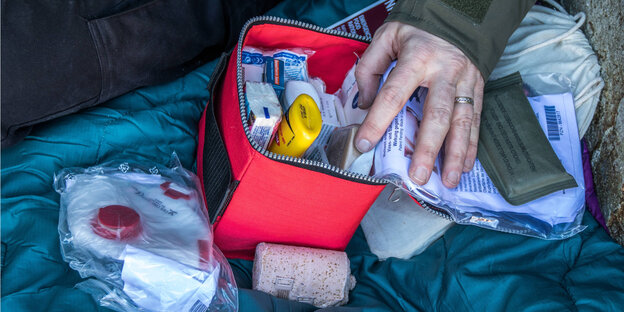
[54, 154, 237, 312]
[373, 61, 585, 239]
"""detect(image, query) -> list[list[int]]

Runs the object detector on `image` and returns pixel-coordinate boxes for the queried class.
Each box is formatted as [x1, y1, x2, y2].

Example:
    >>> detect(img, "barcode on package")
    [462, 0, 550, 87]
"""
[544, 105, 561, 141]
[188, 300, 208, 312]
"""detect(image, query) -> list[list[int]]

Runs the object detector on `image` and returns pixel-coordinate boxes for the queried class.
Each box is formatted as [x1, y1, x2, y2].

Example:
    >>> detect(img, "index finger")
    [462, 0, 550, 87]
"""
[354, 58, 426, 153]
[355, 31, 395, 110]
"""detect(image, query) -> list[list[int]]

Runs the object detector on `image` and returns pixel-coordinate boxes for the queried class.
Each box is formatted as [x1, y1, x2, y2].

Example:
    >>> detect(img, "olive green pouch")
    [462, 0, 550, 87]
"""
[477, 72, 577, 205]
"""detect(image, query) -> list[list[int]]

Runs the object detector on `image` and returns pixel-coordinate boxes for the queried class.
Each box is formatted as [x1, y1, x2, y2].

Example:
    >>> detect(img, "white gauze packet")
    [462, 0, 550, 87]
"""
[245, 81, 283, 150]
[242, 47, 265, 82]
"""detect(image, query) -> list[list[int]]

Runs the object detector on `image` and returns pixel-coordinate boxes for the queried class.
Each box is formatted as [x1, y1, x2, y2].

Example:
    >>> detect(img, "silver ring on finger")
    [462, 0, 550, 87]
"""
[454, 96, 474, 106]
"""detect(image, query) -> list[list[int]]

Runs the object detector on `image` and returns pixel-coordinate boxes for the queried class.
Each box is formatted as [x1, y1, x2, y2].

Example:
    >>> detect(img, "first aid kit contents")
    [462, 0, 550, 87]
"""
[54, 155, 238, 312]
[283, 80, 322, 110]
[373, 61, 585, 239]
[326, 125, 362, 170]
[253, 243, 356, 308]
[200, 22, 384, 261]
[268, 94, 323, 157]
[334, 62, 368, 126]
[241, 47, 265, 83]
[360, 185, 454, 260]
[243, 47, 313, 96]
[479, 72, 577, 205]
[243, 45, 370, 162]
[199, 16, 596, 264]
[246, 82, 283, 150]
[264, 57, 286, 97]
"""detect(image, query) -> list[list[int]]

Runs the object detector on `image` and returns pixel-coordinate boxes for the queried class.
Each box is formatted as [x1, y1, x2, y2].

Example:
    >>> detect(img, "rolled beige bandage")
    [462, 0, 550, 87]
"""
[252, 243, 356, 308]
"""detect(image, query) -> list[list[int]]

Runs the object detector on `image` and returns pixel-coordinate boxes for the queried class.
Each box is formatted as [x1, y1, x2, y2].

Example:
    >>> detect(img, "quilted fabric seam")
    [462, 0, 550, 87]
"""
[1, 242, 6, 268]
[560, 273, 580, 312]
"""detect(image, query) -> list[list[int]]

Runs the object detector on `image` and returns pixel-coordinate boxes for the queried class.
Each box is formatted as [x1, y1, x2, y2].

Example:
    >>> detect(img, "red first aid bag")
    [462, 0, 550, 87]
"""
[197, 17, 428, 260]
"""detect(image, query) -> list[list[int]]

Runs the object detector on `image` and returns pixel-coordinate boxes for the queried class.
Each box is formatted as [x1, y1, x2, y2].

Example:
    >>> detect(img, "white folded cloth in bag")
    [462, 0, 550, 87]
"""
[253, 243, 356, 308]
[491, 0, 603, 137]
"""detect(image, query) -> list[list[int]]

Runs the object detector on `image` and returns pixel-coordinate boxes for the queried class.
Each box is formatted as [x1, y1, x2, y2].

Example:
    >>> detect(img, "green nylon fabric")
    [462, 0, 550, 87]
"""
[387, 0, 534, 79]
[439, 0, 493, 23]
[2, 0, 624, 311]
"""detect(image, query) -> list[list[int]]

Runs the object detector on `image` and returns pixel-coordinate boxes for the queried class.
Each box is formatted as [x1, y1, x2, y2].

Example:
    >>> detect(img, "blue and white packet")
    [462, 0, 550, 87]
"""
[264, 57, 286, 98]
[242, 47, 265, 82]
[272, 50, 309, 82]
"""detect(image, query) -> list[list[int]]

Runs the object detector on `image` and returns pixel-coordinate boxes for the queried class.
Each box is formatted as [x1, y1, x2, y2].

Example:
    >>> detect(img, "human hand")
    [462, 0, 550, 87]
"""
[354, 21, 484, 188]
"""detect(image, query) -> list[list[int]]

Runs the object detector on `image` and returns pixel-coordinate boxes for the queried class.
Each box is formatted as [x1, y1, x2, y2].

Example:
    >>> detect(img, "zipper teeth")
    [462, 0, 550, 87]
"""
[236, 16, 451, 221]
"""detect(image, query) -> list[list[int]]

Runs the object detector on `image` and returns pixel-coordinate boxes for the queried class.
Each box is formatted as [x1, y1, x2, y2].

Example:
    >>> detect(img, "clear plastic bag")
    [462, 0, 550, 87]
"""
[373, 63, 586, 240]
[54, 154, 237, 311]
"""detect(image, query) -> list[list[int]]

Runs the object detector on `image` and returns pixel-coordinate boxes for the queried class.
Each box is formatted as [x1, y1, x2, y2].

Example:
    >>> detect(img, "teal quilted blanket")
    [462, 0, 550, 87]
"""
[3, 1, 624, 311]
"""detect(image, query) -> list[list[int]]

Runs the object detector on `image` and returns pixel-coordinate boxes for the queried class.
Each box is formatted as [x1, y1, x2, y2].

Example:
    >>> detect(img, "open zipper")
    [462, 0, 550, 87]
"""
[235, 16, 452, 221]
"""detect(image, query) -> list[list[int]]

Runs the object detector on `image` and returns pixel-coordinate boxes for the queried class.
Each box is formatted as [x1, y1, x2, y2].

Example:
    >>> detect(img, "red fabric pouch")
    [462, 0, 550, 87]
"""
[197, 17, 403, 260]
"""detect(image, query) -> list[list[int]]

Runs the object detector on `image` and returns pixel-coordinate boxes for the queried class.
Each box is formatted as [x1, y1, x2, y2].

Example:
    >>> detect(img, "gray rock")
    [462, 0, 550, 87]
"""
[562, 0, 624, 245]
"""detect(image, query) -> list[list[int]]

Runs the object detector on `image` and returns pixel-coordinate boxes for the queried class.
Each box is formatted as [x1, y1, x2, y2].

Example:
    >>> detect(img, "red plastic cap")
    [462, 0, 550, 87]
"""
[91, 205, 142, 240]
[160, 181, 191, 200]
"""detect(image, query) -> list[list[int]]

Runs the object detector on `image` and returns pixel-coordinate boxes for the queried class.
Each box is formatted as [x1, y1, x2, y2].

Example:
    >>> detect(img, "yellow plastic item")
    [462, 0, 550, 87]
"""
[269, 94, 323, 157]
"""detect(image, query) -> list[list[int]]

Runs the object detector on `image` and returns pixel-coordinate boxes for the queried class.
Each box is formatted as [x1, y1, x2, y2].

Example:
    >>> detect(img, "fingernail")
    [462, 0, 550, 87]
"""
[356, 139, 372, 153]
[463, 158, 474, 172]
[357, 94, 367, 108]
[412, 166, 428, 185]
[446, 171, 460, 186]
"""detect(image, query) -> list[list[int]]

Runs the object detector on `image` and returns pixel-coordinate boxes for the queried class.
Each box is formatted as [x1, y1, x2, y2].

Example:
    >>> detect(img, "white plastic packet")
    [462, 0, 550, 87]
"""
[246, 81, 283, 150]
[334, 62, 368, 126]
[241, 46, 265, 83]
[121, 245, 220, 312]
[300, 78, 342, 163]
[54, 154, 238, 312]
[308, 77, 341, 127]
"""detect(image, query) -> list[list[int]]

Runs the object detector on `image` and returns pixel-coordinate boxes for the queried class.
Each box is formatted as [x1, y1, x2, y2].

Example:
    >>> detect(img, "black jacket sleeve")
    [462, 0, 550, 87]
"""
[1, 0, 280, 147]
[386, 0, 534, 79]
